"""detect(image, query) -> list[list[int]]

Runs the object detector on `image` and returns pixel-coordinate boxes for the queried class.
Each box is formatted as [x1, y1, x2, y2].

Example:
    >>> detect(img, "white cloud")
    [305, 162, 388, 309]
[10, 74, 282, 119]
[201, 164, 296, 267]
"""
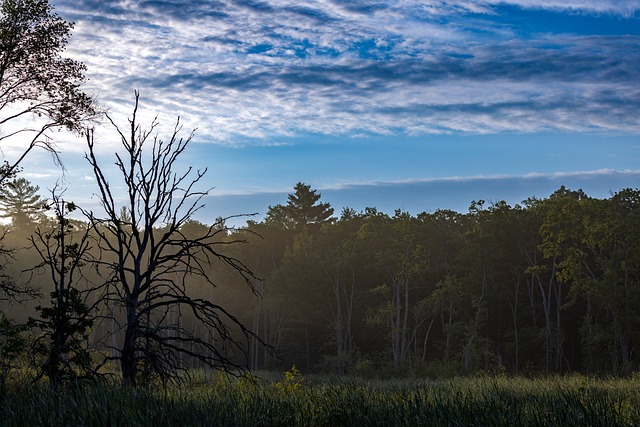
[47, 0, 640, 146]
[485, 0, 640, 16]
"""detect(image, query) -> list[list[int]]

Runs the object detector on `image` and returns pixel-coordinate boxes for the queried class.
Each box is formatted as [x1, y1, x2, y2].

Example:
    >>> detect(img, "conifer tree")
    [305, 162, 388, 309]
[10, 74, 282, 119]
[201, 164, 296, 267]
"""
[267, 182, 334, 232]
[0, 177, 45, 228]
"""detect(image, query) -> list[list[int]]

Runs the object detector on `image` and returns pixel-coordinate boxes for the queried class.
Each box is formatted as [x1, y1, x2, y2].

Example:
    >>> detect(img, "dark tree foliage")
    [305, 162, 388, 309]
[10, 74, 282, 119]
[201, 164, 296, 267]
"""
[0, 0, 93, 308]
[27, 191, 96, 388]
[266, 182, 334, 232]
[85, 92, 262, 387]
[0, 313, 26, 391]
[243, 186, 640, 377]
[0, 0, 94, 182]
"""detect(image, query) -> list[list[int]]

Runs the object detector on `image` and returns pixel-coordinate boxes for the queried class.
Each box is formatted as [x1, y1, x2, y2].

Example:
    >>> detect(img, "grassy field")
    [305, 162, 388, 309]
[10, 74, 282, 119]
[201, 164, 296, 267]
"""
[1, 369, 639, 426]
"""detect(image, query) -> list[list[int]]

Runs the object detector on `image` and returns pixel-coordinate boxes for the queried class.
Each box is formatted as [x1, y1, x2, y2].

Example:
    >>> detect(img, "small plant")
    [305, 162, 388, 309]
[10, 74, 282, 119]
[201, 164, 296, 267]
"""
[275, 365, 304, 395]
[234, 372, 258, 392]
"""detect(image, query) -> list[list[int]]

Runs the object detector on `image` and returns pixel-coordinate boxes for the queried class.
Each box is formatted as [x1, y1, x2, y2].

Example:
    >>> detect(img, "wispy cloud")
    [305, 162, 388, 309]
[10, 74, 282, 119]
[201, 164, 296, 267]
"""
[48, 0, 639, 146]
[193, 168, 640, 225]
[316, 169, 640, 190]
[485, 1, 640, 16]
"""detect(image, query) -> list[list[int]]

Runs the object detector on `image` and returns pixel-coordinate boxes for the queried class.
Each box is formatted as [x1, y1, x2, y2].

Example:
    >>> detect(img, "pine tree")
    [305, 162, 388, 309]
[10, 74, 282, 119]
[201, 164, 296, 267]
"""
[0, 177, 45, 228]
[268, 182, 334, 231]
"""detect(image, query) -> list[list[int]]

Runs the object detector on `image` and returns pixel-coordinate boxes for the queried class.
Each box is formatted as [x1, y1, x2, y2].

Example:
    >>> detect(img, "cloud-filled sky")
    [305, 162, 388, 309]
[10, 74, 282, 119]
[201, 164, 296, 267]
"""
[20, 0, 640, 223]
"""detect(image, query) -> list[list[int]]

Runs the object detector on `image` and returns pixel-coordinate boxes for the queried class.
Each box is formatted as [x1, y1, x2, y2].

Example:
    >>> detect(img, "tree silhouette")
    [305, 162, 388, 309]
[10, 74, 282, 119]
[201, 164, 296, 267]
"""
[0, 0, 94, 183]
[84, 92, 262, 386]
[267, 182, 334, 232]
[0, 177, 45, 228]
[28, 190, 95, 388]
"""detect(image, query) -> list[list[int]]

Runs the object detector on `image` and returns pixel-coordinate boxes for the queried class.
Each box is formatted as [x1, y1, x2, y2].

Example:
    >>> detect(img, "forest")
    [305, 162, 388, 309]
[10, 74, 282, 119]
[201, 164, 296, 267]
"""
[237, 183, 640, 377]
[3, 177, 640, 381]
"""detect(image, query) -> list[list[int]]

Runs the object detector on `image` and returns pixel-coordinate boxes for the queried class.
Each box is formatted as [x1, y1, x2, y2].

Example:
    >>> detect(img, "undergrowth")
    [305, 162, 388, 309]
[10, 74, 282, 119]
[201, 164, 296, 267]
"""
[1, 371, 639, 426]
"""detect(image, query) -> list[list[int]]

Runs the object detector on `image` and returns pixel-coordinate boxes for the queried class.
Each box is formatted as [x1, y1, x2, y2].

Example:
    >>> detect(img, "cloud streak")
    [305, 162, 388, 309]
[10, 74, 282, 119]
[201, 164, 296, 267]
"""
[192, 168, 640, 226]
[48, 0, 640, 145]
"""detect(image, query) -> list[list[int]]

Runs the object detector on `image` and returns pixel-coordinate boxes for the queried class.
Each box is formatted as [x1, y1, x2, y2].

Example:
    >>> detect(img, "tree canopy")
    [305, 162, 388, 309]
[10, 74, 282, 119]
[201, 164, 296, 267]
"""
[0, 0, 94, 182]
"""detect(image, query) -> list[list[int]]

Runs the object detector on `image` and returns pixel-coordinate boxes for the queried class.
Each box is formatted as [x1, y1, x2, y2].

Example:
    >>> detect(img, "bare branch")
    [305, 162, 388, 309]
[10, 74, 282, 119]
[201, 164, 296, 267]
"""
[84, 93, 269, 386]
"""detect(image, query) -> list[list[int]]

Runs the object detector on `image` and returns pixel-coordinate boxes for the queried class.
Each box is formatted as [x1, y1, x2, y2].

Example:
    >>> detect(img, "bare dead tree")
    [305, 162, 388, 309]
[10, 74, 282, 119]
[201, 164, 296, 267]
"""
[84, 92, 262, 387]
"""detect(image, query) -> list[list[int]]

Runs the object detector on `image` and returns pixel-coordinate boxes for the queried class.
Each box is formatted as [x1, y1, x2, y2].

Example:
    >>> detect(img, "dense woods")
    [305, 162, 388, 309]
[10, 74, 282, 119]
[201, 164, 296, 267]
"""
[231, 184, 640, 377]
[3, 180, 640, 380]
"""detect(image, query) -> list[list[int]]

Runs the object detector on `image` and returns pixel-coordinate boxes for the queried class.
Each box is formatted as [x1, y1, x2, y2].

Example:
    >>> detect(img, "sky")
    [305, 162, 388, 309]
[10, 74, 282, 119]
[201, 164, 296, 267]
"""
[16, 1, 640, 225]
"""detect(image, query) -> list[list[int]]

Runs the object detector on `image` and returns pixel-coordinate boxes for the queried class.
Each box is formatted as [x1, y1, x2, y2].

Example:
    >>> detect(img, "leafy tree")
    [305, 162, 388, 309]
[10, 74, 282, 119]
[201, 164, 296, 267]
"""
[540, 188, 640, 375]
[0, 0, 93, 354]
[0, 177, 45, 228]
[359, 209, 426, 369]
[84, 93, 261, 387]
[27, 190, 95, 388]
[538, 187, 589, 372]
[0, 0, 94, 183]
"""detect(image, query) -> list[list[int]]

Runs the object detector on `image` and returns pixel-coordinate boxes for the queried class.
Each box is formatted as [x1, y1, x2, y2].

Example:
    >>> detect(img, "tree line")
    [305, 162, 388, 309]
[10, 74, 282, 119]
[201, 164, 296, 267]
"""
[233, 184, 640, 377]
[7, 179, 638, 379]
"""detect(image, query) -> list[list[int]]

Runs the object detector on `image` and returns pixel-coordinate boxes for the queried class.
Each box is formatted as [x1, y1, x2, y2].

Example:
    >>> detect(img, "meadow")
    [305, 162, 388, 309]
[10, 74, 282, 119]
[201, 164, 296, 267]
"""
[1, 369, 639, 426]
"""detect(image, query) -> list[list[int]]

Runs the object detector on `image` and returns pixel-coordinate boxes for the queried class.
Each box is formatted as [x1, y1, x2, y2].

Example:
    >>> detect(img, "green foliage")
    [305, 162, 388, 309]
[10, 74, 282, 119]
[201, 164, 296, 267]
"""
[251, 186, 640, 376]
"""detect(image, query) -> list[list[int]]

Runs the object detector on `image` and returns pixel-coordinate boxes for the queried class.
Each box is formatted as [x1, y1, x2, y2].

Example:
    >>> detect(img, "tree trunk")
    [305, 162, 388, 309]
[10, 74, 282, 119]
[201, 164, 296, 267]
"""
[121, 301, 139, 386]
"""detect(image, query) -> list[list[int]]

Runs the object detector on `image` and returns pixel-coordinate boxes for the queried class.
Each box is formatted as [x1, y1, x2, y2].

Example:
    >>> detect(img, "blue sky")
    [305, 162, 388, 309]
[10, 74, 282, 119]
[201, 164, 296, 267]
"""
[17, 1, 640, 225]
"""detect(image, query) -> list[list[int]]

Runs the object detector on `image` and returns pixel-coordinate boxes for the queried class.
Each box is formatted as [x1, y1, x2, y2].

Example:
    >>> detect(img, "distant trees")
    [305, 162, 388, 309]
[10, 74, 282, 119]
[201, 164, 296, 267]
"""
[1, 166, 639, 380]
[359, 209, 426, 369]
[240, 186, 640, 377]
[0, 0, 94, 183]
[84, 93, 260, 386]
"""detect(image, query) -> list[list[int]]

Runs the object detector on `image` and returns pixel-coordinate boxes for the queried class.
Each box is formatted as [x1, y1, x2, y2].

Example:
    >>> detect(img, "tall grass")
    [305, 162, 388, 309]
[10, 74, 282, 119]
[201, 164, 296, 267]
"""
[1, 372, 639, 426]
